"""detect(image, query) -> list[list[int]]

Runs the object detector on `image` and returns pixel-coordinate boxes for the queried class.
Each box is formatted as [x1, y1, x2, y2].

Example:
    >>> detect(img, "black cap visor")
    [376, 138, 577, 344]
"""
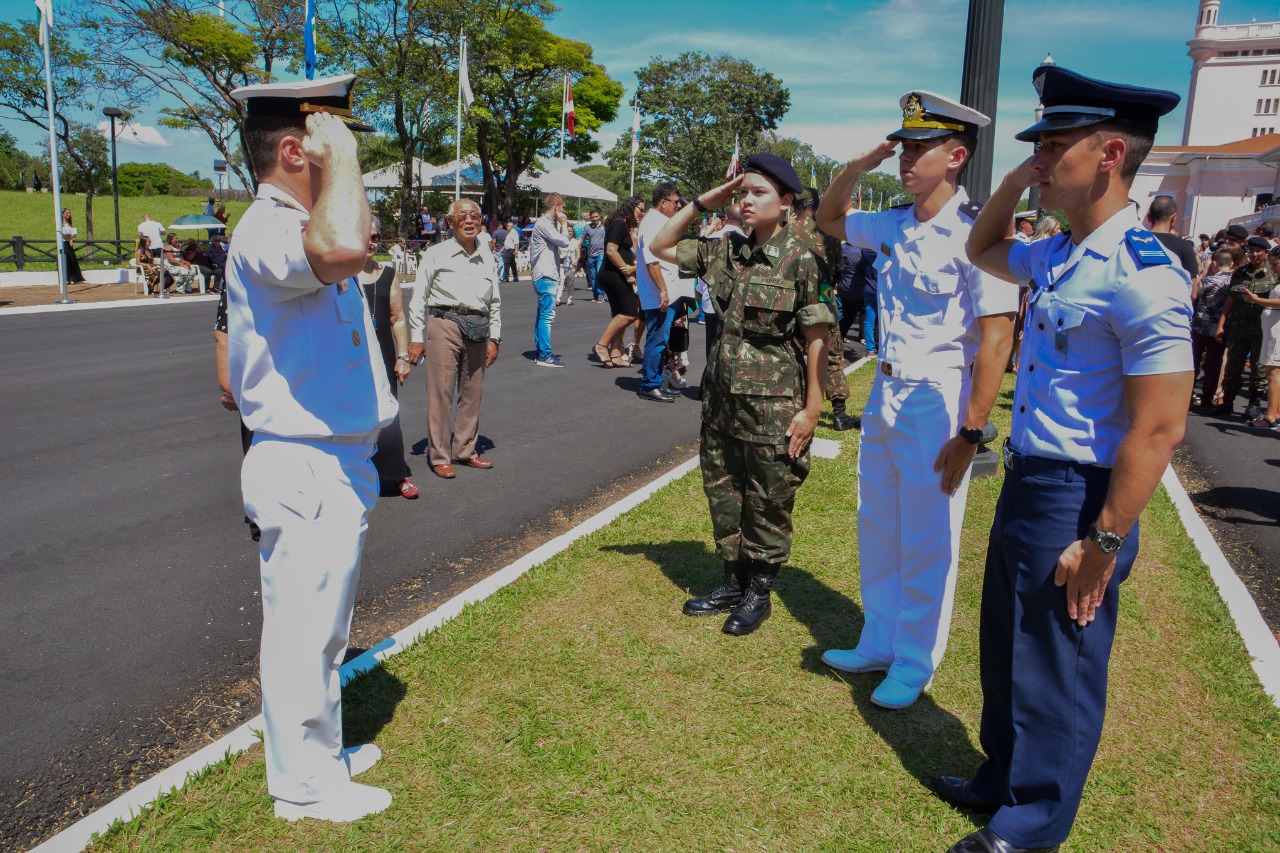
[887, 127, 958, 142]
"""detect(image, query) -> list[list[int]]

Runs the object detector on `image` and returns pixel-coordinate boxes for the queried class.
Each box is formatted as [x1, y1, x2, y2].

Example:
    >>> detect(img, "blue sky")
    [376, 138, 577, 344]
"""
[3, 0, 1280, 186]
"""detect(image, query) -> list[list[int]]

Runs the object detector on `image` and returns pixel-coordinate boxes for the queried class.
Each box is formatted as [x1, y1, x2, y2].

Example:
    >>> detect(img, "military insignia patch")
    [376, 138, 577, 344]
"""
[1124, 228, 1172, 266]
[765, 245, 780, 258]
[903, 93, 924, 124]
[819, 279, 834, 304]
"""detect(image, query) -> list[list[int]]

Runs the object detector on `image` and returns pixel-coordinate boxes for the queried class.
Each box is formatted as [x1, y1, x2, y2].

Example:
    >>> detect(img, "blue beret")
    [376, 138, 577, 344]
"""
[1016, 65, 1180, 142]
[744, 153, 803, 197]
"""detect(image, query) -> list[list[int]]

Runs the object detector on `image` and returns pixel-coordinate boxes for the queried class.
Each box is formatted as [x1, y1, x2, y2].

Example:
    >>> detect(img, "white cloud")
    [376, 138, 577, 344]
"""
[97, 120, 172, 148]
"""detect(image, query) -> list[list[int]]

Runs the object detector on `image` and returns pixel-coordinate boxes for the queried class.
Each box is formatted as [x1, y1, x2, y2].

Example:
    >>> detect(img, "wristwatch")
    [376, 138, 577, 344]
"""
[692, 197, 709, 213]
[957, 425, 984, 445]
[1086, 523, 1126, 554]
[396, 353, 411, 362]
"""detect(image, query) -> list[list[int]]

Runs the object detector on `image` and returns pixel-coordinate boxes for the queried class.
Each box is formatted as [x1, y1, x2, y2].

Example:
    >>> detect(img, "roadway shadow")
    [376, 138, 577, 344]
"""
[340, 649, 408, 748]
[407, 434, 494, 460]
[602, 539, 984, 813]
[612, 374, 645, 393]
[1190, 484, 1280, 526]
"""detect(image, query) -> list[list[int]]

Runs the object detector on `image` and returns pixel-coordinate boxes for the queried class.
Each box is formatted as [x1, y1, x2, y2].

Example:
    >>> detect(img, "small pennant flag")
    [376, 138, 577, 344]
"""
[810, 164, 817, 187]
[630, 104, 640, 156]
[459, 35, 475, 112]
[33, 0, 51, 47]
[564, 76, 576, 136]
[857, 185, 863, 210]
[724, 134, 740, 180]
[303, 0, 317, 80]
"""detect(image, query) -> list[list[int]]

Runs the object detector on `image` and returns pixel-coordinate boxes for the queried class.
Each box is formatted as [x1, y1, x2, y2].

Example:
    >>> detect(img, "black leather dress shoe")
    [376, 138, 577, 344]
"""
[638, 387, 674, 403]
[930, 776, 996, 812]
[948, 827, 1059, 853]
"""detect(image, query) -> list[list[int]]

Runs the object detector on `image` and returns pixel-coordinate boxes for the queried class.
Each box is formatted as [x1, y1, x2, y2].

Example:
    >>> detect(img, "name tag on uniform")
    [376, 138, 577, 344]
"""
[1055, 329, 1067, 354]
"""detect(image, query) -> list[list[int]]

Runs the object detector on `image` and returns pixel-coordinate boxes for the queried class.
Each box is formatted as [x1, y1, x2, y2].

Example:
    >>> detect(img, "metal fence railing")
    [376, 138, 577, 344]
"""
[0, 237, 139, 270]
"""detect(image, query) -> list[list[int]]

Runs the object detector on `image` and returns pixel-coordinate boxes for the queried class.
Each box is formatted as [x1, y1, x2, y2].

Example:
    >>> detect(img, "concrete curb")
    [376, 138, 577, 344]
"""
[2, 295, 218, 317]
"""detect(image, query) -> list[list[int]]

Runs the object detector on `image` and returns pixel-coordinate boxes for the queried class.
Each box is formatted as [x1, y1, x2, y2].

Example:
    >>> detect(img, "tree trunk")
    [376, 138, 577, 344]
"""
[84, 188, 94, 245]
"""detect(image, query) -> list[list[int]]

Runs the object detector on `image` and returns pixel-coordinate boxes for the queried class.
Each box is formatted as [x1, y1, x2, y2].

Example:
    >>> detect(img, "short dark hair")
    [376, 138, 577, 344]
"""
[1212, 247, 1236, 268]
[1089, 122, 1153, 185]
[943, 133, 978, 168]
[1148, 196, 1177, 224]
[243, 114, 306, 182]
[1258, 223, 1276, 238]
[652, 182, 679, 208]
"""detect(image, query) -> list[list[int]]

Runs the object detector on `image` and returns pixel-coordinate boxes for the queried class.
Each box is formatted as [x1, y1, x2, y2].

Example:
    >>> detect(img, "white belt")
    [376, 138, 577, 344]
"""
[878, 359, 966, 383]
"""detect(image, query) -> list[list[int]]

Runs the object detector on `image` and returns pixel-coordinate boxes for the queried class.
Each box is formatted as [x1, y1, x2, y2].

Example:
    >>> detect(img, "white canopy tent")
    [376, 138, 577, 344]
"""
[361, 157, 436, 189]
[365, 155, 616, 206]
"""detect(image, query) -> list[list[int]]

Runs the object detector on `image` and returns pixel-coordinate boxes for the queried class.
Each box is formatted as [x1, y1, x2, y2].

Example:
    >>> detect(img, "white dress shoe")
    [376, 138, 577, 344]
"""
[821, 648, 890, 674]
[274, 782, 392, 823]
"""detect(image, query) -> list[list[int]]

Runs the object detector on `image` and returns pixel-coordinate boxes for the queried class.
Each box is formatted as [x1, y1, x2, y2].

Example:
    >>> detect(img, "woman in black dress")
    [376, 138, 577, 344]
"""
[358, 224, 419, 498]
[60, 208, 85, 283]
[592, 196, 645, 366]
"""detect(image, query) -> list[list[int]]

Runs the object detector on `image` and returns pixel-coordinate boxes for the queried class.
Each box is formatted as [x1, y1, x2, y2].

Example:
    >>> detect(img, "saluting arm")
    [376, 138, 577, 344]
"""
[300, 113, 372, 284]
[815, 141, 897, 240]
[966, 159, 1032, 283]
[650, 175, 745, 263]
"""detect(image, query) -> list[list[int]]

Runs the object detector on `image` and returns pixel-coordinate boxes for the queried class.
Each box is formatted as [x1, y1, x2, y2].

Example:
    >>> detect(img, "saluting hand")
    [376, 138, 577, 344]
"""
[697, 174, 745, 211]
[847, 141, 898, 174]
[300, 112, 358, 170]
[1002, 155, 1038, 191]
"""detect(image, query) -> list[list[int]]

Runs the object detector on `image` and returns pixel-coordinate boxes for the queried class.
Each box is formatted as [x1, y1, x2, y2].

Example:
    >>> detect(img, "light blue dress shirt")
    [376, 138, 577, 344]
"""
[1006, 204, 1193, 467]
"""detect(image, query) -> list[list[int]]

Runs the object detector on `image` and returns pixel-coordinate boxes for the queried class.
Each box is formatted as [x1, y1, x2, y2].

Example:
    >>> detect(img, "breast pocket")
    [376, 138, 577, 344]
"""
[911, 270, 961, 325]
[741, 278, 797, 337]
[1041, 298, 1089, 366]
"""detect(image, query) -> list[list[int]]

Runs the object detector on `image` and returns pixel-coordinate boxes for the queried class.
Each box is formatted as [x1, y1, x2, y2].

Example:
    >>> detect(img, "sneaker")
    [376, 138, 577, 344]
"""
[534, 355, 566, 368]
[274, 782, 392, 823]
[1272, 421, 1280, 433]
[1244, 404, 1265, 422]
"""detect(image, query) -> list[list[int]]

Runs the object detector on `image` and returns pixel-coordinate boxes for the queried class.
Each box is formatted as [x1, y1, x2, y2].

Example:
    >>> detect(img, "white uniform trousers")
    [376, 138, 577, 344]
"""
[242, 435, 379, 804]
[855, 370, 971, 689]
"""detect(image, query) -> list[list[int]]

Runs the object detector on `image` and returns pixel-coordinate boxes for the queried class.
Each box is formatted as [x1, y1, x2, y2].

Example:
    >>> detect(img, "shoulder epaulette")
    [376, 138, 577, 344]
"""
[958, 200, 983, 221]
[1124, 227, 1172, 267]
[270, 196, 304, 212]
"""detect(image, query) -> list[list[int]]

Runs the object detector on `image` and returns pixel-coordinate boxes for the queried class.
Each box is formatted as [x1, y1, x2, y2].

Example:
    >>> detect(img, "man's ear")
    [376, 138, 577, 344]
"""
[277, 133, 307, 171]
[1096, 136, 1127, 176]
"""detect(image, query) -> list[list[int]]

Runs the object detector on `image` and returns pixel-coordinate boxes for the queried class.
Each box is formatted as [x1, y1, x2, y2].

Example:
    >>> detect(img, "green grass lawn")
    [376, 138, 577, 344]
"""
[88, 370, 1280, 852]
[0, 191, 252, 270]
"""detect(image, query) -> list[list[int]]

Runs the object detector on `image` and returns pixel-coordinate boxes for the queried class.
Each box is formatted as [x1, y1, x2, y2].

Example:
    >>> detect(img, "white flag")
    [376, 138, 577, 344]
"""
[631, 105, 640, 156]
[33, 0, 51, 47]
[459, 36, 475, 112]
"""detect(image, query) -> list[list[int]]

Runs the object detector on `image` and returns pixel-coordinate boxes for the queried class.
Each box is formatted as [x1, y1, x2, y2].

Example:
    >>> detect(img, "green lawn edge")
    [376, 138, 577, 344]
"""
[83, 372, 1280, 852]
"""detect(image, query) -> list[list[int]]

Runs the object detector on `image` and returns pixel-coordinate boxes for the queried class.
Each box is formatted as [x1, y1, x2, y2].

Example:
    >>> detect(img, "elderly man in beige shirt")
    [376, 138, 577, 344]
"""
[407, 199, 502, 479]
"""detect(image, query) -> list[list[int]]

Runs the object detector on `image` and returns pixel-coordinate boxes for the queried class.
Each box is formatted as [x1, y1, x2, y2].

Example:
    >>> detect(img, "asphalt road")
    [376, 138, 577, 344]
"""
[0, 276, 707, 850]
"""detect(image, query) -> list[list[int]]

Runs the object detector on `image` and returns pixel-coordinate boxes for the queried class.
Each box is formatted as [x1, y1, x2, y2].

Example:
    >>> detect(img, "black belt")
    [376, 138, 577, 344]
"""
[1002, 441, 1111, 483]
[430, 306, 486, 318]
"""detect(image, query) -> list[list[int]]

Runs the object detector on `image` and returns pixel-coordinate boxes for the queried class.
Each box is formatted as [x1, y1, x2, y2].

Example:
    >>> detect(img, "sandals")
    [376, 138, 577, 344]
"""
[592, 343, 616, 367]
[397, 478, 420, 499]
[610, 347, 630, 367]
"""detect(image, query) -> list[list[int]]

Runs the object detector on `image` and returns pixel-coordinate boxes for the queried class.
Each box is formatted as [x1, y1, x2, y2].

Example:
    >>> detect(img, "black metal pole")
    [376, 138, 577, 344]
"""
[109, 115, 120, 245]
[959, 0, 1006, 202]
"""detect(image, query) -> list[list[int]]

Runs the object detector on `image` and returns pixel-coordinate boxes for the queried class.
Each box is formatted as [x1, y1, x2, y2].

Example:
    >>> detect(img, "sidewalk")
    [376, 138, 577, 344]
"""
[0, 282, 212, 309]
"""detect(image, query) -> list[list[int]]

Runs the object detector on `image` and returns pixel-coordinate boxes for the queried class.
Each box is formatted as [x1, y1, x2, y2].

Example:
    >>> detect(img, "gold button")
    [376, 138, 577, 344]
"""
[352, 330, 361, 346]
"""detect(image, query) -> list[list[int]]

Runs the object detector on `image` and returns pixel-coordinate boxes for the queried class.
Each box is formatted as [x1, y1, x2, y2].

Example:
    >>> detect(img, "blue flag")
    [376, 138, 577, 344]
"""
[304, 0, 316, 80]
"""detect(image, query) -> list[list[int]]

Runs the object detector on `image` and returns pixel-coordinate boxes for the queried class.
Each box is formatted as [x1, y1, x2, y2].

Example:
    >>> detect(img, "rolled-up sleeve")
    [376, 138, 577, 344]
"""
[844, 210, 880, 252]
[676, 238, 708, 280]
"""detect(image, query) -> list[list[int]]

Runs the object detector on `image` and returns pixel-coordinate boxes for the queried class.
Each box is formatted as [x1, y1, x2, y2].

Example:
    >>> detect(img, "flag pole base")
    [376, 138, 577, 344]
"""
[55, 298, 76, 305]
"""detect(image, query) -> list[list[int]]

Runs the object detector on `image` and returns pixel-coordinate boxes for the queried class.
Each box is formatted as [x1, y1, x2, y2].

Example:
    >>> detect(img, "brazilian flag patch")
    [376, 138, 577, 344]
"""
[818, 279, 834, 304]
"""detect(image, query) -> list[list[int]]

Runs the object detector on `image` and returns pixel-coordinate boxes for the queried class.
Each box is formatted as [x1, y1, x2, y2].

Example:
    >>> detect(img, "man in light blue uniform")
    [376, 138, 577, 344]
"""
[947, 66, 1191, 853]
[816, 92, 1017, 710]
[228, 75, 399, 823]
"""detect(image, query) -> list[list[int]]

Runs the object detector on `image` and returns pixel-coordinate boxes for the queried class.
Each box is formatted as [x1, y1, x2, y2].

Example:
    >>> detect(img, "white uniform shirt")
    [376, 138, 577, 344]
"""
[844, 188, 1017, 373]
[227, 183, 397, 440]
[408, 237, 502, 343]
[636, 208, 692, 308]
[1006, 204, 1193, 466]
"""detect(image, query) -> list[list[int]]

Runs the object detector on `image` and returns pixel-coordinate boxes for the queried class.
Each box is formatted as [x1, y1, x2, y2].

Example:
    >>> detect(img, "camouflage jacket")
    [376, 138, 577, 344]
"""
[677, 220, 836, 441]
[1226, 264, 1276, 334]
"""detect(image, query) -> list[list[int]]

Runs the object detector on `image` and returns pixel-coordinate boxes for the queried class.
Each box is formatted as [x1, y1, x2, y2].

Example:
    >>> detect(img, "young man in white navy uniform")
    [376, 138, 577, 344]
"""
[227, 74, 399, 823]
[943, 66, 1191, 853]
[815, 92, 1017, 710]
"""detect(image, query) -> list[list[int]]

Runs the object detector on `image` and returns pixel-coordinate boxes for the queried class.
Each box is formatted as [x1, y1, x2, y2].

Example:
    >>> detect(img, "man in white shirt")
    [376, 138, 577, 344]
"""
[636, 182, 687, 402]
[138, 214, 165, 259]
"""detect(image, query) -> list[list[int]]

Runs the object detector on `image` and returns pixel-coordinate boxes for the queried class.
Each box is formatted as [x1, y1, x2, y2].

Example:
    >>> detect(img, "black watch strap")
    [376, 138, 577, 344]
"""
[958, 426, 984, 445]
[692, 197, 709, 213]
[1087, 523, 1126, 554]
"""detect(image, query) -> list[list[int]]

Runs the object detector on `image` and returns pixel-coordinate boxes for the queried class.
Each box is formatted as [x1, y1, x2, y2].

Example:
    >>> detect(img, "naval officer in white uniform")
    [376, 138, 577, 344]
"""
[816, 92, 1017, 710]
[227, 74, 399, 823]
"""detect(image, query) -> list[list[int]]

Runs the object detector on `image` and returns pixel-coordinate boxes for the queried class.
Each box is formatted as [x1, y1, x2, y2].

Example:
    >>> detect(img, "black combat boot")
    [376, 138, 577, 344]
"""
[683, 561, 750, 616]
[831, 399, 861, 432]
[722, 562, 779, 635]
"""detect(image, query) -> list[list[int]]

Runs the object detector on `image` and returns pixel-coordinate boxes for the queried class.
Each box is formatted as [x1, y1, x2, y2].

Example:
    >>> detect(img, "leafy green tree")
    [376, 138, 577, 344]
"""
[59, 122, 111, 197]
[750, 132, 840, 192]
[0, 21, 143, 238]
[465, 4, 623, 217]
[118, 162, 213, 197]
[616, 52, 789, 194]
[80, 0, 304, 190]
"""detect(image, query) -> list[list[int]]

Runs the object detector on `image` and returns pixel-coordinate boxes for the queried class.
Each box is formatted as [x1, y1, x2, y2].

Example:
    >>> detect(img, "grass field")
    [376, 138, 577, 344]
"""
[86, 369, 1280, 852]
[0, 191, 252, 270]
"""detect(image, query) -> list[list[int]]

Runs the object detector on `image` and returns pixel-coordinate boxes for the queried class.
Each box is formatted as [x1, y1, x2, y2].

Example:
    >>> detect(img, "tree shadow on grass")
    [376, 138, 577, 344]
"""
[602, 539, 984, 815]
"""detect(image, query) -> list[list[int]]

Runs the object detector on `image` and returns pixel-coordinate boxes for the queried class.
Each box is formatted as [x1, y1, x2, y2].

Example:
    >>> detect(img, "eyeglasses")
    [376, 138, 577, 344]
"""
[453, 212, 482, 222]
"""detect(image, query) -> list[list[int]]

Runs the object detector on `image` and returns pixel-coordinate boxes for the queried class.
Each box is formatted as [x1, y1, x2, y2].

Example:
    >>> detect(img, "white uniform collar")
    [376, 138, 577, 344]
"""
[909, 186, 968, 236]
[1061, 202, 1140, 269]
[256, 181, 309, 214]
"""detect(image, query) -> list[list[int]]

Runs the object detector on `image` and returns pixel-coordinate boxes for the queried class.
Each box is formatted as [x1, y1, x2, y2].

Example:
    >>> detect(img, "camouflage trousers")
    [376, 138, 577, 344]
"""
[1222, 327, 1265, 405]
[701, 424, 811, 565]
[825, 324, 849, 401]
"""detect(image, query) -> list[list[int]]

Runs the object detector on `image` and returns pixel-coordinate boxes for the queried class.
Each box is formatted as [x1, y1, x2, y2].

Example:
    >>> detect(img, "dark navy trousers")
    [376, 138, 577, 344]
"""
[971, 450, 1139, 848]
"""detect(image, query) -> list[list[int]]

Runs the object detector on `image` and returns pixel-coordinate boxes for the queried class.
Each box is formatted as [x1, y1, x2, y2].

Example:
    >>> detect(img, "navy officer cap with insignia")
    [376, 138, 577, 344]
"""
[231, 73, 375, 133]
[743, 153, 804, 197]
[1015, 65, 1180, 142]
[887, 91, 990, 142]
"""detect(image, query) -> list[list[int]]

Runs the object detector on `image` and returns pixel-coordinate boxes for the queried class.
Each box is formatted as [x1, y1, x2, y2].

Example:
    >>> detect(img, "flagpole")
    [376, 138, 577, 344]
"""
[559, 75, 567, 161]
[40, 3, 70, 304]
[455, 32, 464, 202]
[629, 105, 638, 197]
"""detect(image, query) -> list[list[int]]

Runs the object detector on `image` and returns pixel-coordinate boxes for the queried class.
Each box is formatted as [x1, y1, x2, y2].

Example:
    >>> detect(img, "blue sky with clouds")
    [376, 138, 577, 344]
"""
[3, 0, 1279, 186]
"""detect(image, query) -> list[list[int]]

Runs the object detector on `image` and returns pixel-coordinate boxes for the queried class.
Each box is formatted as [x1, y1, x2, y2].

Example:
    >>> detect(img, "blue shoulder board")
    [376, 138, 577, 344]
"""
[958, 200, 983, 221]
[1124, 228, 1172, 266]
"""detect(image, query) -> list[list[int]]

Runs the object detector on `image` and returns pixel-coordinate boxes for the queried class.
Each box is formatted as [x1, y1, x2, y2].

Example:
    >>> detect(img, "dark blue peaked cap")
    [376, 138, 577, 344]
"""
[1015, 66, 1180, 142]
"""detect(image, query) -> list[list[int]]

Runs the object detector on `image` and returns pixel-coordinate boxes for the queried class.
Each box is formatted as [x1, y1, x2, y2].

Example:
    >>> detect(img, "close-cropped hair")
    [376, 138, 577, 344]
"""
[1212, 247, 1236, 268]
[1088, 122, 1154, 185]
[652, 182, 679, 208]
[243, 115, 307, 182]
[543, 192, 564, 211]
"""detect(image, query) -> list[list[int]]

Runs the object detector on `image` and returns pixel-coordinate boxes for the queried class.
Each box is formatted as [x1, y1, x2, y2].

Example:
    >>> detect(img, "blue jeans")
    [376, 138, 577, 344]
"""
[586, 254, 603, 299]
[641, 306, 675, 390]
[863, 303, 878, 353]
[534, 277, 557, 360]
